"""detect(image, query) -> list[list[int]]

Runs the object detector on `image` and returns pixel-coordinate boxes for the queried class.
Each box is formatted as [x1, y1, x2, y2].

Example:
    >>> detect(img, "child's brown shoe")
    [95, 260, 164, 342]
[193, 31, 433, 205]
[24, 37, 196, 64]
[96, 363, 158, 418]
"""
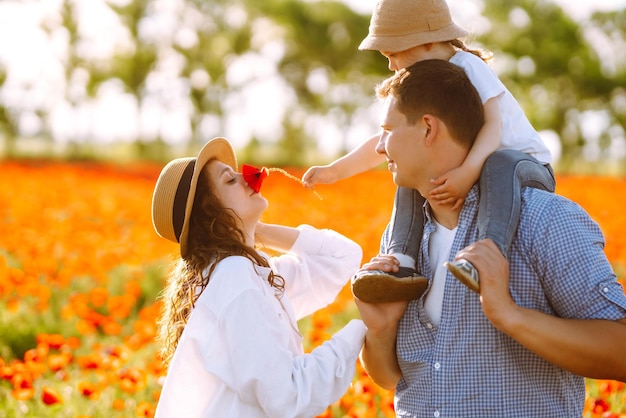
[351, 267, 428, 303]
[445, 259, 480, 293]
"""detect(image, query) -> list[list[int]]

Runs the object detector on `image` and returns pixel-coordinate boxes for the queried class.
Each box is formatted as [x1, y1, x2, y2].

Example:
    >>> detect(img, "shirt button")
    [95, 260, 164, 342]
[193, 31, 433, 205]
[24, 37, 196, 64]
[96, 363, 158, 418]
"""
[426, 323, 433, 329]
[603, 287, 609, 293]
[434, 411, 440, 417]
[434, 362, 441, 370]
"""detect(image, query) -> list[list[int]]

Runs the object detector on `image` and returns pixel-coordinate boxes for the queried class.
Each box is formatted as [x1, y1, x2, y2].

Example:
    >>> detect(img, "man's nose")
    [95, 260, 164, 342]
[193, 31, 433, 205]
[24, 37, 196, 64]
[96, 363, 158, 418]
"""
[375, 133, 386, 155]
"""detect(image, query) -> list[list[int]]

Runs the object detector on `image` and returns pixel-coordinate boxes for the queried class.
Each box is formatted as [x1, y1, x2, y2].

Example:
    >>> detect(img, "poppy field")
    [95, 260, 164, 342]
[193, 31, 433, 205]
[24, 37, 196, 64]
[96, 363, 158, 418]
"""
[0, 160, 625, 417]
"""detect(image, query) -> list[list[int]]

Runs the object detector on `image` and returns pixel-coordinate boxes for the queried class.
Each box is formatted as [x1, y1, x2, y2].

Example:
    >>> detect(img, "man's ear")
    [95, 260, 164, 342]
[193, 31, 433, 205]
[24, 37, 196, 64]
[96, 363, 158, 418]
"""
[422, 114, 438, 145]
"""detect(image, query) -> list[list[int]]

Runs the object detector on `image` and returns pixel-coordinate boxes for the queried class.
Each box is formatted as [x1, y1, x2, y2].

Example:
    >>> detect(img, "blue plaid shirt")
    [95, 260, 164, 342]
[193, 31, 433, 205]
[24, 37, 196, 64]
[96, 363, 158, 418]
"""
[382, 186, 626, 417]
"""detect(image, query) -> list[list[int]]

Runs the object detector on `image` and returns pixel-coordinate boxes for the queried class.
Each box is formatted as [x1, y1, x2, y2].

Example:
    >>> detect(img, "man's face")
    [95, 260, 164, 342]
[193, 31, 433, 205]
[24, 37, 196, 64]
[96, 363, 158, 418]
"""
[376, 97, 427, 191]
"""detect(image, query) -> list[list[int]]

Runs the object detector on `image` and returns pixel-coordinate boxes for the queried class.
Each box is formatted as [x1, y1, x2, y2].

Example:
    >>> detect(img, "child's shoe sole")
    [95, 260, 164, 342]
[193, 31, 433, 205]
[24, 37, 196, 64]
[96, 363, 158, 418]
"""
[445, 260, 480, 293]
[351, 270, 428, 303]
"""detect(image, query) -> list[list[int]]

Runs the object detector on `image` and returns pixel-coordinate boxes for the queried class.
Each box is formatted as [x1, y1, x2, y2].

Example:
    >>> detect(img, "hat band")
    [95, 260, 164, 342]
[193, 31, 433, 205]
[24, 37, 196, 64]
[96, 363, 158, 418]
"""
[172, 160, 196, 242]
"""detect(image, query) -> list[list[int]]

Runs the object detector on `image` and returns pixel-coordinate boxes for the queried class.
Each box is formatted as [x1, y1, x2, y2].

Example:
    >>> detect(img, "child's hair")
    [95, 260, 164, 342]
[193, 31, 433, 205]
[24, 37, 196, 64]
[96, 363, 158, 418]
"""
[450, 39, 493, 63]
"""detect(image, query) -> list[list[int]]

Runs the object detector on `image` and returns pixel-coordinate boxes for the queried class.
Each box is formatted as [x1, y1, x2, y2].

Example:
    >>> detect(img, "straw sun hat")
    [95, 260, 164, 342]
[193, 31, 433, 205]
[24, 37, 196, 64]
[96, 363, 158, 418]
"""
[359, 0, 469, 53]
[151, 137, 237, 258]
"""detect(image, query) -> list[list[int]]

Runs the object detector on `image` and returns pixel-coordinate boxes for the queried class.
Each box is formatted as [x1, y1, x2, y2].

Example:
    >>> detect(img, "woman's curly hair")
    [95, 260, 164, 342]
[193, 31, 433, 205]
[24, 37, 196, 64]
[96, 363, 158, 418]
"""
[157, 161, 284, 367]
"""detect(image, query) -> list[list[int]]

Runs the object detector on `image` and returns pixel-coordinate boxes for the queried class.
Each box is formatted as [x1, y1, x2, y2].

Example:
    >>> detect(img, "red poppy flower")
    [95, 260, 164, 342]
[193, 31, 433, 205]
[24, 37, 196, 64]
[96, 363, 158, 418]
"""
[42, 386, 63, 405]
[242, 164, 268, 193]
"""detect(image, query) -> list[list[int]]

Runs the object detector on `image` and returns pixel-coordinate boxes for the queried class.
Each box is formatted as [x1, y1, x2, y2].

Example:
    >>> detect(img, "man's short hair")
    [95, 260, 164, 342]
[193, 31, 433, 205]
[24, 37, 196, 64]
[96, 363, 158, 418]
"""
[376, 59, 484, 148]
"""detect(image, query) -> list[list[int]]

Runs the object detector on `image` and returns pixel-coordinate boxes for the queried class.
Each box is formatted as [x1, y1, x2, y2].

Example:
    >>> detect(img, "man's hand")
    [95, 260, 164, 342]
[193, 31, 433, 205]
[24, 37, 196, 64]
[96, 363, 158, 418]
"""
[453, 239, 516, 328]
[357, 254, 401, 275]
[354, 297, 408, 335]
[353, 254, 409, 390]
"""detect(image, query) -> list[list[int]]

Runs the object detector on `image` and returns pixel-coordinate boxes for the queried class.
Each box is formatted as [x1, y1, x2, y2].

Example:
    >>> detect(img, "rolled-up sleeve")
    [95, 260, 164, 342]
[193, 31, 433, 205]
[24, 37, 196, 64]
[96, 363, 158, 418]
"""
[527, 194, 626, 319]
[270, 225, 363, 319]
[216, 289, 366, 418]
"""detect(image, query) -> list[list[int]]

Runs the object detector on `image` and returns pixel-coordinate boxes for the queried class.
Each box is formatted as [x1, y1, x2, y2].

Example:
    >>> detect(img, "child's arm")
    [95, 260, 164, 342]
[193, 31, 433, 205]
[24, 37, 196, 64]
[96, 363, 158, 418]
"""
[429, 98, 502, 208]
[302, 133, 385, 188]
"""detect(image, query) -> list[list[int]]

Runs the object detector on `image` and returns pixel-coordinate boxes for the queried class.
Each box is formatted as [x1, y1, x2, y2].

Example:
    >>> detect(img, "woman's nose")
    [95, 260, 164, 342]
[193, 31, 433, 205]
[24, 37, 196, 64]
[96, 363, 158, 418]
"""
[241, 165, 267, 193]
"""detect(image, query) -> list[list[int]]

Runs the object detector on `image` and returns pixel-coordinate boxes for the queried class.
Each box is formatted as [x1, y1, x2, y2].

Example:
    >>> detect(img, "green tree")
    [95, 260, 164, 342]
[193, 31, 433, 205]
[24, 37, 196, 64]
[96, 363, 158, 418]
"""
[0, 66, 19, 158]
[101, 0, 161, 159]
[1, 0, 625, 170]
[250, 0, 385, 165]
[477, 0, 625, 170]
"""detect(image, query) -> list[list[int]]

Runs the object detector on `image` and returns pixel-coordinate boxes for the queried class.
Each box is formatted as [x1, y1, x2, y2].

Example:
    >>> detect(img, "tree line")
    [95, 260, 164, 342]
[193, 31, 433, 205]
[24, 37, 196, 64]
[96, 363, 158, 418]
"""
[0, 0, 624, 172]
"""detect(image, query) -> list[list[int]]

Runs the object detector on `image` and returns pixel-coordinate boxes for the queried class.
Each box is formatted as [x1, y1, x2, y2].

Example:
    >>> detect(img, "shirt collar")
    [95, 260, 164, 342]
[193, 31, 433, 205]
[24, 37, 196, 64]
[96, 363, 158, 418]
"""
[424, 184, 480, 227]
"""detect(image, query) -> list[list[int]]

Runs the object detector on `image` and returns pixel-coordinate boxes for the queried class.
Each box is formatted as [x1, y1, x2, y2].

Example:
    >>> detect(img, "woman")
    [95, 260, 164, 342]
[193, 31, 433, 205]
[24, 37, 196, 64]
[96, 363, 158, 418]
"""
[151, 137, 366, 417]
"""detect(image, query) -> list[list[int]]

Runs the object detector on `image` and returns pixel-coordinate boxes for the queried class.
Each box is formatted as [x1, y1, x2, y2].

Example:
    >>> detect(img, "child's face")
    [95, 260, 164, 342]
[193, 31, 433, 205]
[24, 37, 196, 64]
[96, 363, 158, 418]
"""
[380, 44, 439, 73]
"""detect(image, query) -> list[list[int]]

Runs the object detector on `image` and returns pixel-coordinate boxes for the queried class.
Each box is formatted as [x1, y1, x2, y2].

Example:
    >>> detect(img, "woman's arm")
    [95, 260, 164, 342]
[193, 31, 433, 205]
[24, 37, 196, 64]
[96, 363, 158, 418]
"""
[270, 225, 363, 319]
[254, 222, 299, 252]
[193, 259, 368, 417]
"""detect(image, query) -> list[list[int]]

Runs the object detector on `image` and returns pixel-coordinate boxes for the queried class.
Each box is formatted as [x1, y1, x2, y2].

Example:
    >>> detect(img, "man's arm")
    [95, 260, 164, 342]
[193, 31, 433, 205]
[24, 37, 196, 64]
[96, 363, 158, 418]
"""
[459, 239, 626, 382]
[355, 298, 406, 390]
[496, 303, 626, 381]
[353, 255, 408, 389]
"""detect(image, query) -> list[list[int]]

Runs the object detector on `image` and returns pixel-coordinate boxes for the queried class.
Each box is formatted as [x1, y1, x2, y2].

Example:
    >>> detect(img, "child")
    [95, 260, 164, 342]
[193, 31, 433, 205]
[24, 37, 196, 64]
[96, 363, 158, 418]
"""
[302, 0, 555, 301]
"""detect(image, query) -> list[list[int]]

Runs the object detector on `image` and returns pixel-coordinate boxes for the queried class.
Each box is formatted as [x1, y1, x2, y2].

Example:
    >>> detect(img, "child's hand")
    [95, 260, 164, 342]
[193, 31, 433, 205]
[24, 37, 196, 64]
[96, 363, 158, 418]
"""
[302, 165, 338, 188]
[429, 166, 475, 208]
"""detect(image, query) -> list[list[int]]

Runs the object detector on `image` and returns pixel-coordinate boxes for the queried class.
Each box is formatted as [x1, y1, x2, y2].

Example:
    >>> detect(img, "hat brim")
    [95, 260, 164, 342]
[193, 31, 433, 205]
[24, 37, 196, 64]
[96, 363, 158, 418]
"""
[358, 24, 468, 53]
[179, 137, 237, 258]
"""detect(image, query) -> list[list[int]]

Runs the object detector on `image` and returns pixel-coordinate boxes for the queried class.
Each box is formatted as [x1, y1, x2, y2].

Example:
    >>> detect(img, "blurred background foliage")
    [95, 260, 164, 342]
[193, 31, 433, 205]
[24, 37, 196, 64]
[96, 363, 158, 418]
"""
[0, 0, 625, 173]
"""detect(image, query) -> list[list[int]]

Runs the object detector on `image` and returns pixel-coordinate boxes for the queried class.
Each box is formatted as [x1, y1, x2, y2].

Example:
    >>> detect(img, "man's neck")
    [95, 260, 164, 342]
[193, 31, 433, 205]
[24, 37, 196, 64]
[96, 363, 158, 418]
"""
[428, 202, 461, 230]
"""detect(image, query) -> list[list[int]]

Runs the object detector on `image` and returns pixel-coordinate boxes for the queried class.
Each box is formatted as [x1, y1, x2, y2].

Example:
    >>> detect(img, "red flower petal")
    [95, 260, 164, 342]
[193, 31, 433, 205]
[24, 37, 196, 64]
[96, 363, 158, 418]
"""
[242, 164, 268, 193]
[42, 386, 63, 405]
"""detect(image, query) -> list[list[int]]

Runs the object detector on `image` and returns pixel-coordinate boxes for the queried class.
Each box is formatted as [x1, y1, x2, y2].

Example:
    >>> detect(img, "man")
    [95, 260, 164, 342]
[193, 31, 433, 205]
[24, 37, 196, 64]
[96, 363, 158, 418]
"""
[355, 59, 626, 416]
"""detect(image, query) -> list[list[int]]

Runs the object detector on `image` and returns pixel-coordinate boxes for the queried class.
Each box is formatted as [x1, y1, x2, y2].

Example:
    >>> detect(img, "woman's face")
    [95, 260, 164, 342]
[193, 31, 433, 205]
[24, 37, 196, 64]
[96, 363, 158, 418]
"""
[207, 160, 268, 229]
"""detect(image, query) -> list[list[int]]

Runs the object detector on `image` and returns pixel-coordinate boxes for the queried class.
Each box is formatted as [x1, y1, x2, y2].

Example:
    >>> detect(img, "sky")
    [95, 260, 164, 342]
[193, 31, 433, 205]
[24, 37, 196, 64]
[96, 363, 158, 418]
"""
[0, 0, 625, 159]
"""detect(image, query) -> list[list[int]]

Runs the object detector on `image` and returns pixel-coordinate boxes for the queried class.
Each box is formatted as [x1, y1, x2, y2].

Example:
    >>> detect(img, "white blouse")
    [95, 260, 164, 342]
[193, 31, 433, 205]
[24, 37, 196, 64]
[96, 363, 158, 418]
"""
[155, 225, 366, 418]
